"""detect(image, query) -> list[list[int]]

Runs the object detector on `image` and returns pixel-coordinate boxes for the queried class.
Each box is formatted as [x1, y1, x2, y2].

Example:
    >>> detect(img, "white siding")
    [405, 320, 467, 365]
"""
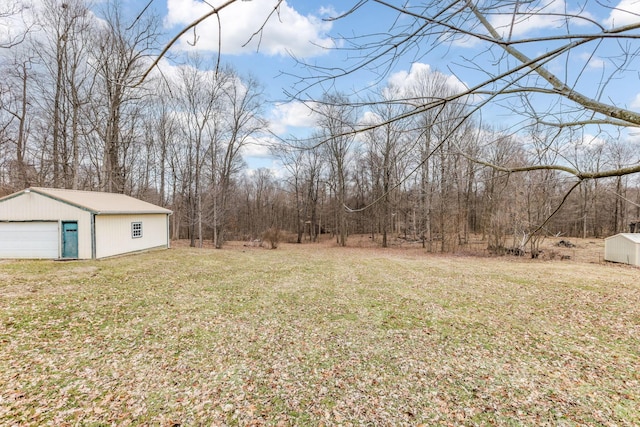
[604, 234, 640, 266]
[94, 214, 168, 258]
[0, 192, 92, 259]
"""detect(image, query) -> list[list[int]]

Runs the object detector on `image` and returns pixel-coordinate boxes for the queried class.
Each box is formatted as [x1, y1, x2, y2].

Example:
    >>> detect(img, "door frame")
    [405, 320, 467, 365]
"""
[61, 221, 78, 259]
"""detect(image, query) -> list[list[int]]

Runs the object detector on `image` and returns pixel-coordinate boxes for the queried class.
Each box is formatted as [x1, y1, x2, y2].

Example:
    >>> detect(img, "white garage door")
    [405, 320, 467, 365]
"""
[0, 222, 59, 259]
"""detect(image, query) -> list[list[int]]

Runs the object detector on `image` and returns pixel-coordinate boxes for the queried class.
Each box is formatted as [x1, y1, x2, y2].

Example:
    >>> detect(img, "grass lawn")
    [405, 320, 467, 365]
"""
[1, 242, 639, 426]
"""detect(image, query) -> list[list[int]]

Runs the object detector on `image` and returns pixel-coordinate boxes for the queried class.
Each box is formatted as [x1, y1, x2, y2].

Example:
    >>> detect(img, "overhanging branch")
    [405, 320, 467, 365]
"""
[467, 0, 640, 126]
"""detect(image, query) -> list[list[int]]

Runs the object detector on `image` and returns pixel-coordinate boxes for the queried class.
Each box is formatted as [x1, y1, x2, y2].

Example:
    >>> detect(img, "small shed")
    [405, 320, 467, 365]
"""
[604, 233, 640, 266]
[0, 187, 172, 259]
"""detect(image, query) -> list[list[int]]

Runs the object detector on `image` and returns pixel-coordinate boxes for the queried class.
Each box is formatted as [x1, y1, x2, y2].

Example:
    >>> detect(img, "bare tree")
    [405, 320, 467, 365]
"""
[171, 1, 640, 187]
[316, 92, 357, 247]
[146, 83, 178, 207]
[1, 55, 34, 188]
[272, 140, 307, 243]
[565, 132, 606, 238]
[176, 57, 224, 248]
[292, 1, 640, 242]
[399, 66, 472, 251]
[361, 85, 412, 247]
[33, 0, 92, 189]
[272, 134, 326, 243]
[478, 129, 527, 253]
[605, 139, 637, 233]
[88, 1, 160, 193]
[0, 3, 36, 190]
[0, 1, 30, 49]
[303, 136, 324, 242]
[213, 69, 266, 248]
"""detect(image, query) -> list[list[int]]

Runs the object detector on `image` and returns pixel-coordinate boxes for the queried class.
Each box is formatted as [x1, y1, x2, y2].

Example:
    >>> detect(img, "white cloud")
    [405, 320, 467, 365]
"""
[268, 101, 319, 134]
[580, 132, 607, 148]
[164, 0, 334, 57]
[241, 139, 272, 158]
[386, 63, 470, 97]
[0, 0, 101, 49]
[360, 110, 381, 125]
[244, 158, 286, 179]
[488, 0, 593, 39]
[242, 136, 286, 178]
[604, 0, 640, 27]
[448, 1, 594, 48]
[577, 52, 605, 70]
[0, 6, 31, 48]
[630, 92, 640, 109]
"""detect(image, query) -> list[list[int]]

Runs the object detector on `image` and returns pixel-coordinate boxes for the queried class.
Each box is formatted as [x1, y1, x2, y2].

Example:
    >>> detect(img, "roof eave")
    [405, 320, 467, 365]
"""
[96, 210, 173, 215]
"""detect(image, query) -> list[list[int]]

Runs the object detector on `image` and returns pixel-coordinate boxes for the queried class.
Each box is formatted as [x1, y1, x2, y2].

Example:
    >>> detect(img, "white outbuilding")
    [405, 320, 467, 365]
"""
[0, 187, 172, 259]
[604, 233, 640, 266]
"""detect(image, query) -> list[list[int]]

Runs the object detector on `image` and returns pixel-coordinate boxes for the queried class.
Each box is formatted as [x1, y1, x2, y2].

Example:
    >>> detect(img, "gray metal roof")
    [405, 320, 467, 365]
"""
[15, 187, 172, 215]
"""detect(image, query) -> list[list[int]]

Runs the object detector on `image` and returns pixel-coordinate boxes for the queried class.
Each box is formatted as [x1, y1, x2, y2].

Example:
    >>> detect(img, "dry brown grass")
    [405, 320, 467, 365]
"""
[1, 238, 638, 426]
[341, 234, 607, 263]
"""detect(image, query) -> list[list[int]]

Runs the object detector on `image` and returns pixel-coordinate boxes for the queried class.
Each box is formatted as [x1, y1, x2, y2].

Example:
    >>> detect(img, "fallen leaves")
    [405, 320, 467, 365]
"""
[1, 244, 639, 425]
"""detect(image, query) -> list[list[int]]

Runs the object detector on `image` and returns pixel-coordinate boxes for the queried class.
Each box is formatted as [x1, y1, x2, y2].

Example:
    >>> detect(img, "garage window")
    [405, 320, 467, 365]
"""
[131, 222, 142, 238]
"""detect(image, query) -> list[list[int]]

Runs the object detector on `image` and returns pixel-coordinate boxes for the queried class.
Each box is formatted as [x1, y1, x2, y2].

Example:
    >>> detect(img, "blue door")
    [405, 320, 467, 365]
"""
[62, 221, 78, 259]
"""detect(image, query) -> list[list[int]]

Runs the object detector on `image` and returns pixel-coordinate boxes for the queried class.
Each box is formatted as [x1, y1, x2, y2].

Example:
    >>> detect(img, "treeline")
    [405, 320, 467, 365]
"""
[1, 1, 639, 253]
[251, 85, 640, 253]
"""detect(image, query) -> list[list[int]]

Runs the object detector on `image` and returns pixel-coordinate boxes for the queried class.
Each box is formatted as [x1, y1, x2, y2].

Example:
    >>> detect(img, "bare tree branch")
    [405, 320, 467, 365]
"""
[137, 0, 240, 85]
[466, 0, 640, 126]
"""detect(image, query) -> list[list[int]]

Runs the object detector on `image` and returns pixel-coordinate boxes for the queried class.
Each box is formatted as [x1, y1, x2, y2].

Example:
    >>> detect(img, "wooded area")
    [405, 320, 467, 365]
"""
[1, 0, 640, 253]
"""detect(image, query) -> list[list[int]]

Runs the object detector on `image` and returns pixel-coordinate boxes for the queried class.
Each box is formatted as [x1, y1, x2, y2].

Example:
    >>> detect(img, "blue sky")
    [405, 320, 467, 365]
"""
[156, 1, 392, 103]
[147, 1, 640, 120]
[3, 1, 637, 169]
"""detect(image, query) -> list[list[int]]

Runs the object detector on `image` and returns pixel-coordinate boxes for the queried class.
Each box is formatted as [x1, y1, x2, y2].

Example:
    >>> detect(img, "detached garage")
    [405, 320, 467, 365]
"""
[0, 187, 172, 259]
[604, 233, 640, 266]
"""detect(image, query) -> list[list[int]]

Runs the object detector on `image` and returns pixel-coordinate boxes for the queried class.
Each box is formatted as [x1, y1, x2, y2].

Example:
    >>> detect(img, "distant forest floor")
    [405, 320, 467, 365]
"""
[174, 234, 608, 265]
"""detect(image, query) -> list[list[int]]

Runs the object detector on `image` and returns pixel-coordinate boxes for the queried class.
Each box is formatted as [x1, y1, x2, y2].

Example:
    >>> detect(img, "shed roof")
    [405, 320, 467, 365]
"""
[605, 233, 640, 244]
[1, 187, 172, 215]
